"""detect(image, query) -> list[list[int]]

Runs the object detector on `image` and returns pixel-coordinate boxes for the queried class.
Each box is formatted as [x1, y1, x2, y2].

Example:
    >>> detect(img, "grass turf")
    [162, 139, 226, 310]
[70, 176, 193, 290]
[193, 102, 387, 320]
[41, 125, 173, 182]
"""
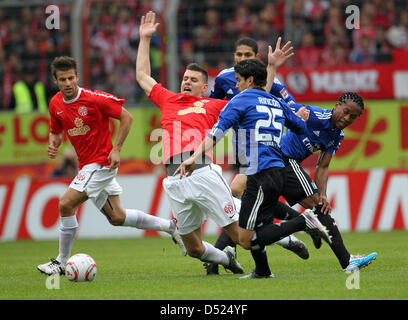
[0, 230, 407, 300]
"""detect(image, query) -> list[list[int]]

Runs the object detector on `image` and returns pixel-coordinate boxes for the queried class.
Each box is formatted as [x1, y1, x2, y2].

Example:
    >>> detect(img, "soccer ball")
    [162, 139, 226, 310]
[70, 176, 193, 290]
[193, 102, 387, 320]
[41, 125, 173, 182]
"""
[65, 253, 97, 282]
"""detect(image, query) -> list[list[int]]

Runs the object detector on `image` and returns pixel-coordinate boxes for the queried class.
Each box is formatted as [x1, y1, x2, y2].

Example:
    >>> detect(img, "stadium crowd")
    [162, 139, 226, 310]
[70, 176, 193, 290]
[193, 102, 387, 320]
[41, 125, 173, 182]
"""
[0, 0, 408, 109]
[179, 0, 407, 69]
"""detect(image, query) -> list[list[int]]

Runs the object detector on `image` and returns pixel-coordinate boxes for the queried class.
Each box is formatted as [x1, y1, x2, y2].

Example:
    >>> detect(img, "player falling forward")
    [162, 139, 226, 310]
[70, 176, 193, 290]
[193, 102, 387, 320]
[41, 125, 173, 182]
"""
[37, 56, 185, 276]
[136, 11, 243, 274]
[175, 59, 332, 278]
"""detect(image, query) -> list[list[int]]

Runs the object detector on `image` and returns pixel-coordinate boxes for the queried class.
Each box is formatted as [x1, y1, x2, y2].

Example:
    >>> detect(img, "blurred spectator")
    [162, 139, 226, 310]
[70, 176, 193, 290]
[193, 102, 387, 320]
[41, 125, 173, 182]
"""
[203, 8, 222, 43]
[51, 148, 78, 178]
[386, 9, 408, 48]
[349, 35, 376, 64]
[323, 6, 344, 39]
[233, 3, 252, 35]
[352, 11, 375, 48]
[305, 0, 329, 46]
[373, 25, 392, 62]
[320, 32, 348, 67]
[294, 31, 320, 67]
[2, 0, 408, 111]
[288, 13, 309, 49]
[180, 40, 194, 67]
[9, 64, 48, 113]
[259, 2, 284, 34]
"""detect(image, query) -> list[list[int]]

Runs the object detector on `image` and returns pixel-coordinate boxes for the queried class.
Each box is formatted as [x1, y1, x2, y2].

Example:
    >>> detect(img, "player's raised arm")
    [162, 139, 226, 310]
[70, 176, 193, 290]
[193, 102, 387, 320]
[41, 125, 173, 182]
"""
[136, 11, 159, 96]
[265, 37, 294, 92]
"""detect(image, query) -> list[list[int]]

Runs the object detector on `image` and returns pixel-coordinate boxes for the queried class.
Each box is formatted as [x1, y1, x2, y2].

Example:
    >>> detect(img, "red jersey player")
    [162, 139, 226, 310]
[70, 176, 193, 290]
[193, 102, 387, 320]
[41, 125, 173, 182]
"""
[38, 56, 185, 276]
[136, 11, 243, 274]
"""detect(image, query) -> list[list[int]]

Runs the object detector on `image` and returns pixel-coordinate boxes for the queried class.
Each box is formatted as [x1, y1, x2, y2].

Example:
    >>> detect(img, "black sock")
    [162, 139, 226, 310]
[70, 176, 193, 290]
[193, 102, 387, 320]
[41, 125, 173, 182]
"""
[273, 201, 301, 220]
[250, 245, 271, 276]
[255, 215, 306, 246]
[315, 206, 351, 269]
[214, 229, 236, 250]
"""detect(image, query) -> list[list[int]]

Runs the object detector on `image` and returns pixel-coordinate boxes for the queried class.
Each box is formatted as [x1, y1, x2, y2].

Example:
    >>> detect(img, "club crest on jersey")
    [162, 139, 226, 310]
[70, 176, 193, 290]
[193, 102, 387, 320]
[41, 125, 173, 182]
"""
[76, 172, 86, 181]
[224, 204, 234, 214]
[78, 106, 88, 116]
[68, 117, 90, 136]
[177, 100, 207, 116]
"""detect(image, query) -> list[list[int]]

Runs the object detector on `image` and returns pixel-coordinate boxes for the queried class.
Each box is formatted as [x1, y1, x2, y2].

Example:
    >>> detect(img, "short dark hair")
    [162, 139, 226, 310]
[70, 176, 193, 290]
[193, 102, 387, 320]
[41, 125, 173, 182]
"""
[185, 63, 208, 83]
[234, 59, 267, 88]
[337, 92, 364, 110]
[51, 56, 78, 79]
[234, 38, 258, 55]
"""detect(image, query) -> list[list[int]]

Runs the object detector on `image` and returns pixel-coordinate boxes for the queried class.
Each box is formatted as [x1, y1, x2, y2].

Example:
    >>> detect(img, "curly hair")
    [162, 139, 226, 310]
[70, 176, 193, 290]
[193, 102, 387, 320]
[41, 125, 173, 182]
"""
[337, 92, 364, 110]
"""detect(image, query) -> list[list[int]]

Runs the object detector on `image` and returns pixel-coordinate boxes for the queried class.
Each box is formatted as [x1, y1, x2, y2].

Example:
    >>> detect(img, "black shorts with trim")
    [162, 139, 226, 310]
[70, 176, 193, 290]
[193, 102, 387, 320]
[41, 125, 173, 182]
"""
[282, 156, 318, 206]
[238, 159, 318, 231]
[239, 167, 285, 230]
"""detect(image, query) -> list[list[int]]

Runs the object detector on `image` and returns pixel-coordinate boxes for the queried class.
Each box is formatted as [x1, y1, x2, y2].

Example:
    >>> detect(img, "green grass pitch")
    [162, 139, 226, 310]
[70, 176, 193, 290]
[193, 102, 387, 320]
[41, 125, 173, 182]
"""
[1, 230, 407, 300]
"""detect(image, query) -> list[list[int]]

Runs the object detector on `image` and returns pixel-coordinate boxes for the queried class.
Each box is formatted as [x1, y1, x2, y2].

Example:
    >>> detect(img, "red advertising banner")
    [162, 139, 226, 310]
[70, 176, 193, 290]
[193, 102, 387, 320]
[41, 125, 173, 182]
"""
[1, 169, 407, 241]
[207, 50, 408, 101]
[276, 64, 396, 101]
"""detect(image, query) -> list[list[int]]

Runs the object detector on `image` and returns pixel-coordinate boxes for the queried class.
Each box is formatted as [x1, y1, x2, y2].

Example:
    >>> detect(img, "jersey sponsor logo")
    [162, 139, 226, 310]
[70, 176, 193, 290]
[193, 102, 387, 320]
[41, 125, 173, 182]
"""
[280, 88, 289, 99]
[177, 101, 207, 116]
[68, 117, 90, 136]
[78, 106, 88, 116]
[302, 137, 322, 153]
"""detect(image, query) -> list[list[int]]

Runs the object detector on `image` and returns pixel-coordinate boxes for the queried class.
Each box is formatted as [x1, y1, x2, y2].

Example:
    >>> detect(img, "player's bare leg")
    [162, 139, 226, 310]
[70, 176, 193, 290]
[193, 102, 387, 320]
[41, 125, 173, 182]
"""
[102, 195, 186, 255]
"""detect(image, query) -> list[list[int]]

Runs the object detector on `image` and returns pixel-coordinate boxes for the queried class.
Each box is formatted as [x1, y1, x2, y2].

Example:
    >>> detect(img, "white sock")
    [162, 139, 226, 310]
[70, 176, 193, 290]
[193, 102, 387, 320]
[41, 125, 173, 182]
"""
[275, 236, 291, 247]
[200, 241, 229, 266]
[57, 215, 78, 265]
[123, 209, 174, 232]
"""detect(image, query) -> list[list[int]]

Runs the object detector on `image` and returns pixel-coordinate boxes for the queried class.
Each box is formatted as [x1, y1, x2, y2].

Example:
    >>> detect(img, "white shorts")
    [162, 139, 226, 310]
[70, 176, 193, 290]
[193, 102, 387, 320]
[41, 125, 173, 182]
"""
[162, 164, 238, 235]
[69, 163, 122, 210]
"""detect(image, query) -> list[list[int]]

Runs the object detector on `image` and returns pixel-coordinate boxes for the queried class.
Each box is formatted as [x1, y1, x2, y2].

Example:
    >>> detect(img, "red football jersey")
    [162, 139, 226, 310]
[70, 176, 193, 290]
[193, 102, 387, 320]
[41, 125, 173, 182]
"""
[49, 88, 124, 169]
[149, 83, 228, 163]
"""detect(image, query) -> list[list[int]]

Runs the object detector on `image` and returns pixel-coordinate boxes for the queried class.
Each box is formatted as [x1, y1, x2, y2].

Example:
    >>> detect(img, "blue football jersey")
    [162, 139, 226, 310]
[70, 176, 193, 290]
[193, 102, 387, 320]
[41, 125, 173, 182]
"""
[281, 104, 344, 162]
[209, 89, 306, 175]
[210, 67, 296, 105]
[210, 66, 297, 166]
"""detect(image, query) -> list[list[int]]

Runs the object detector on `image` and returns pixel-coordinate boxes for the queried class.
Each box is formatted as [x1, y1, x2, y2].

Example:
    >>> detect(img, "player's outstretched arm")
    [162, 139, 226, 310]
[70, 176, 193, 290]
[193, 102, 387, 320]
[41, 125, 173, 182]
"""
[136, 11, 159, 96]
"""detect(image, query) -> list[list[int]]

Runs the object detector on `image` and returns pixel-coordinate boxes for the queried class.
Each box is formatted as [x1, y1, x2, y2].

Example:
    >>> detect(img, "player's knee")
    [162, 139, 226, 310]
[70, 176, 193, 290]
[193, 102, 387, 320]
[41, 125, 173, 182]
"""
[238, 236, 251, 250]
[108, 215, 125, 226]
[186, 247, 203, 258]
[58, 198, 75, 216]
[103, 208, 126, 226]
